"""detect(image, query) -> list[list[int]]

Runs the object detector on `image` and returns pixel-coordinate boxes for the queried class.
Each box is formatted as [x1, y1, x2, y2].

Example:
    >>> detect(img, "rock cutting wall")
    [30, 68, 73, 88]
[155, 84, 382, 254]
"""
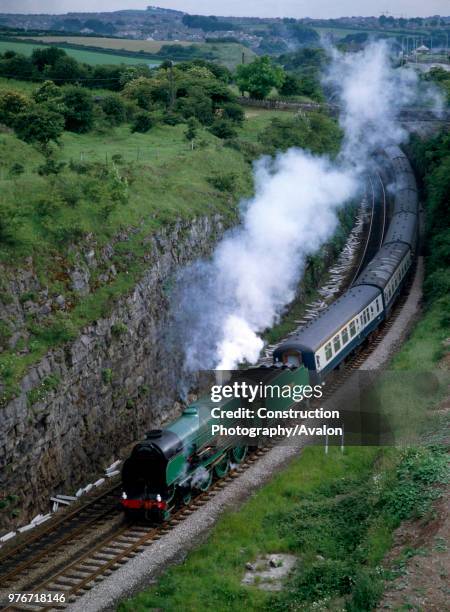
[0, 215, 227, 531]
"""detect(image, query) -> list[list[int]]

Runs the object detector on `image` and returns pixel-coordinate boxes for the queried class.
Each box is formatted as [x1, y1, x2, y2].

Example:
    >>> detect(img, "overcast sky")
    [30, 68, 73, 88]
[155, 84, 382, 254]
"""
[1, 1, 449, 18]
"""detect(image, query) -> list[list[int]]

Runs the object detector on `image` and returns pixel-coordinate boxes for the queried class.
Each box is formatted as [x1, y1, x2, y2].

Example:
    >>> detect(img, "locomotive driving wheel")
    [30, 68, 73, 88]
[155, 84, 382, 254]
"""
[231, 446, 247, 464]
[214, 455, 229, 478]
[198, 468, 213, 491]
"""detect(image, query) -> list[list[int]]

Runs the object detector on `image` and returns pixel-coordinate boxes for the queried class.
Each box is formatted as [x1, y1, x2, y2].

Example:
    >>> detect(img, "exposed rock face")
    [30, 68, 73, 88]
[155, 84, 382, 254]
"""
[0, 215, 227, 531]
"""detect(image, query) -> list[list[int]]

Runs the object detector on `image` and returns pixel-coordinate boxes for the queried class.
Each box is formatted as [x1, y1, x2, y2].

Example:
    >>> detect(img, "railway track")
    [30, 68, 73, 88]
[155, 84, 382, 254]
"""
[0, 260, 415, 611]
[350, 171, 387, 284]
[0, 484, 121, 591]
[0, 171, 406, 611]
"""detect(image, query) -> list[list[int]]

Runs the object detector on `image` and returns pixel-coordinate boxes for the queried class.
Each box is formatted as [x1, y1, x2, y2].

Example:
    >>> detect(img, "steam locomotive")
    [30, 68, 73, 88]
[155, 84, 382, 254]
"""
[121, 146, 418, 521]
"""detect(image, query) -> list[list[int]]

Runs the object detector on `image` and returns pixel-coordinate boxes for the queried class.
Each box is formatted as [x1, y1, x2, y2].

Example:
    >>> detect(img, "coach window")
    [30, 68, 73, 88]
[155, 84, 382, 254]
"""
[333, 335, 341, 352]
[342, 327, 349, 344]
[349, 320, 356, 337]
[315, 355, 321, 369]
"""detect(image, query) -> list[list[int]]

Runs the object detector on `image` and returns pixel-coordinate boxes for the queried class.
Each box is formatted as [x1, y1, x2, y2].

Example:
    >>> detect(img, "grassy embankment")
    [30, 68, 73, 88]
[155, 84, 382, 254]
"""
[118, 133, 450, 611]
[0, 63, 343, 408]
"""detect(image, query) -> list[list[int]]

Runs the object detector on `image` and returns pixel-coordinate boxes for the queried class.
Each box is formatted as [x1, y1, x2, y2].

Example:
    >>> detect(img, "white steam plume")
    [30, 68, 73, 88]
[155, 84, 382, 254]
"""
[170, 40, 443, 373]
[325, 40, 444, 166]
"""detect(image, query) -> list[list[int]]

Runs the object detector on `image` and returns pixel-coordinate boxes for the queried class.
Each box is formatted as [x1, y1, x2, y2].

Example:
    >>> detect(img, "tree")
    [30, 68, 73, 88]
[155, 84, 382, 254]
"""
[0, 52, 36, 80]
[44, 55, 89, 84]
[14, 106, 64, 147]
[33, 80, 61, 103]
[62, 86, 94, 133]
[0, 90, 30, 127]
[279, 74, 302, 97]
[100, 94, 127, 125]
[176, 89, 214, 125]
[236, 56, 286, 100]
[289, 25, 320, 45]
[31, 47, 67, 72]
[122, 76, 154, 110]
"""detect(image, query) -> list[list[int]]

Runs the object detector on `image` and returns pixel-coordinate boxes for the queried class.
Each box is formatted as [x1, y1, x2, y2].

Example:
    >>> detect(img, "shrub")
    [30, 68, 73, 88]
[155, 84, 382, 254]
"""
[111, 322, 127, 337]
[0, 320, 12, 347]
[131, 111, 156, 133]
[37, 158, 66, 176]
[33, 80, 62, 104]
[102, 368, 113, 384]
[207, 172, 237, 193]
[0, 203, 21, 246]
[0, 90, 31, 127]
[62, 86, 94, 133]
[100, 94, 127, 125]
[163, 110, 183, 125]
[9, 162, 24, 177]
[222, 102, 245, 125]
[122, 77, 154, 110]
[185, 116, 200, 141]
[209, 118, 237, 139]
[14, 105, 65, 147]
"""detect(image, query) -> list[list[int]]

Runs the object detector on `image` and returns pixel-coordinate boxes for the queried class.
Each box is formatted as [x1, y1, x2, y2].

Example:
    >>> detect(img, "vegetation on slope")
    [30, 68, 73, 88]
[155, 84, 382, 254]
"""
[0, 52, 341, 407]
[118, 131, 450, 612]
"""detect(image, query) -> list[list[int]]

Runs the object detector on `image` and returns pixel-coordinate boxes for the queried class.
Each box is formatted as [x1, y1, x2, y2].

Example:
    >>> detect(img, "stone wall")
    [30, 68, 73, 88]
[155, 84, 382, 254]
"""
[0, 215, 227, 531]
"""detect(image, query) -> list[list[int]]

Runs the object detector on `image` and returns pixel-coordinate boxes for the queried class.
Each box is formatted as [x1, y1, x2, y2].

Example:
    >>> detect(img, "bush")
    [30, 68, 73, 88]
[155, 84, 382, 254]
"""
[176, 91, 214, 125]
[222, 102, 245, 125]
[100, 94, 127, 126]
[131, 111, 156, 133]
[0, 320, 12, 347]
[347, 569, 384, 612]
[122, 77, 154, 110]
[163, 110, 183, 125]
[0, 203, 21, 246]
[33, 80, 61, 104]
[62, 86, 94, 133]
[0, 90, 30, 127]
[14, 105, 64, 147]
[209, 118, 237, 139]
[207, 172, 237, 193]
[9, 162, 24, 177]
[185, 116, 200, 141]
[37, 158, 66, 176]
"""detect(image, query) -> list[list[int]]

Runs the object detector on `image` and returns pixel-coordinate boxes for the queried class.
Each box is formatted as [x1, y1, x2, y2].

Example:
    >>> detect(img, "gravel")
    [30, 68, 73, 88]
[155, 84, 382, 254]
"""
[67, 258, 424, 612]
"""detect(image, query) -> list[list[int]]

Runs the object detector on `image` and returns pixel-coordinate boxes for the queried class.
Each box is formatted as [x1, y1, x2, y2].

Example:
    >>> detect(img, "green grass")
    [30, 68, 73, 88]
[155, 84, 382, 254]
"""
[391, 298, 449, 370]
[0, 40, 160, 66]
[0, 108, 299, 405]
[118, 446, 380, 612]
[118, 297, 450, 612]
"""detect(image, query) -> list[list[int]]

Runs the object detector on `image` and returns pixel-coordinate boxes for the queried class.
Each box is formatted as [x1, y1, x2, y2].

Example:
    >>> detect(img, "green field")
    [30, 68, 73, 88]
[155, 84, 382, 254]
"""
[12, 37, 255, 70]
[19, 36, 194, 52]
[0, 40, 160, 66]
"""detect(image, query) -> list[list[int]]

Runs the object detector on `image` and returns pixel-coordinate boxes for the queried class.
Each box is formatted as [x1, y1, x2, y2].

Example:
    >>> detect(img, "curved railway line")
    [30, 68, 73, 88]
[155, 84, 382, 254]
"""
[0, 167, 414, 612]
[0, 272, 414, 612]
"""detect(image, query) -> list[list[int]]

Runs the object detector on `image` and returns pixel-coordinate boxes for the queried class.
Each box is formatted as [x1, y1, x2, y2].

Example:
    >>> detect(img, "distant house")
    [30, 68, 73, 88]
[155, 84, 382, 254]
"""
[416, 44, 430, 53]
